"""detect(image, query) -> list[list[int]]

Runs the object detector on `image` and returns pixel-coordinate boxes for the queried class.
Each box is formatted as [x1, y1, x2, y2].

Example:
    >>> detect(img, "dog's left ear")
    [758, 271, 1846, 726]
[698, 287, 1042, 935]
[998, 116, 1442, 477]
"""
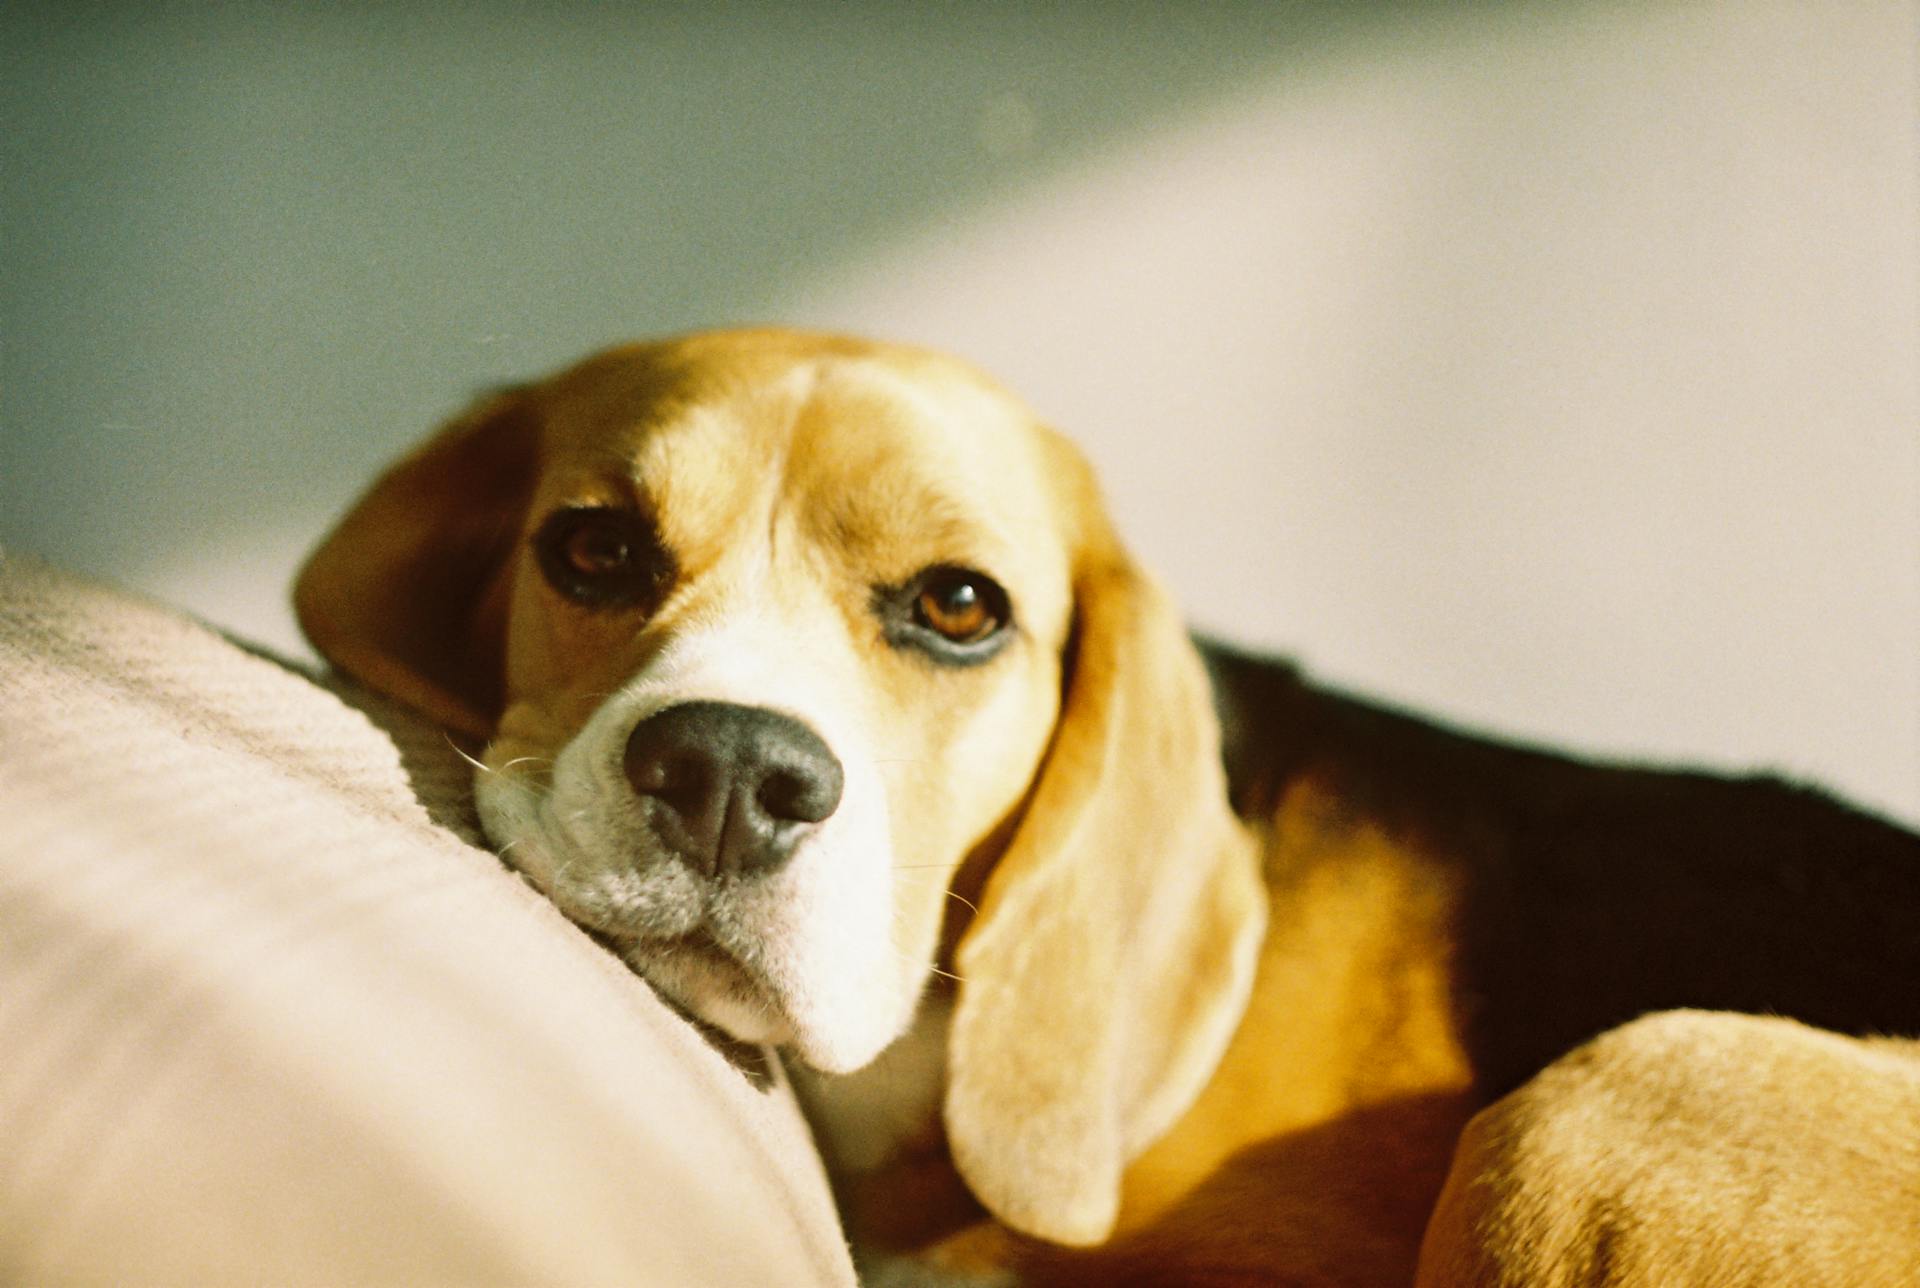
[294, 388, 538, 739]
[944, 482, 1268, 1247]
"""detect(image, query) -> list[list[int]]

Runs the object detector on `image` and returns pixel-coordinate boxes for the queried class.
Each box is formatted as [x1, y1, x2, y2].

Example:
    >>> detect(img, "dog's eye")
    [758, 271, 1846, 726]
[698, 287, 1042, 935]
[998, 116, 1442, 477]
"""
[534, 506, 671, 608]
[564, 522, 629, 577]
[879, 565, 1013, 665]
[915, 575, 997, 643]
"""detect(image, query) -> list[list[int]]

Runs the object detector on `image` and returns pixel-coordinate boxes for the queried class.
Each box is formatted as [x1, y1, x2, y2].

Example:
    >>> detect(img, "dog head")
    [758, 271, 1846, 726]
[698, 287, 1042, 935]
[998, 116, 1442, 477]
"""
[297, 328, 1265, 1244]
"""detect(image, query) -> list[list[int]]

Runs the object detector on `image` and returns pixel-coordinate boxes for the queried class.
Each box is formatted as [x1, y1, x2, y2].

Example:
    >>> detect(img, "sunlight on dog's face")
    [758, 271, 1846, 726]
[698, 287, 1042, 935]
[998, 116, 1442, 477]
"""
[471, 335, 1075, 1071]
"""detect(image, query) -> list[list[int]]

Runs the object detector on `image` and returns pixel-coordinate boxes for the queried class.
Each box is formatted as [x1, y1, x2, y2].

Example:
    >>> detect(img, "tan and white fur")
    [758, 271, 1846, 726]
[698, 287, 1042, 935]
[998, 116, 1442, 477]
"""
[299, 327, 1920, 1287]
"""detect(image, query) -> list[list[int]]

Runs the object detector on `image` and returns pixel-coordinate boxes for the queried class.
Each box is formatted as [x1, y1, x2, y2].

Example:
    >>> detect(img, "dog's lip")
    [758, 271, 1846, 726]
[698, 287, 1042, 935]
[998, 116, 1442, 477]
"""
[659, 925, 733, 964]
[619, 923, 800, 1043]
[587, 920, 718, 959]
[617, 923, 767, 992]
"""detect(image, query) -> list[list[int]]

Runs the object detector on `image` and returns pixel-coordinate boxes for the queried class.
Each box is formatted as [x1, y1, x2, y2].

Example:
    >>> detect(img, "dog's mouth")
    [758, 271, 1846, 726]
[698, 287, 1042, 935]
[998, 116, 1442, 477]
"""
[584, 925, 783, 1082]
[479, 757, 908, 1070]
[604, 922, 796, 1046]
[519, 823, 799, 1045]
[639, 925, 742, 975]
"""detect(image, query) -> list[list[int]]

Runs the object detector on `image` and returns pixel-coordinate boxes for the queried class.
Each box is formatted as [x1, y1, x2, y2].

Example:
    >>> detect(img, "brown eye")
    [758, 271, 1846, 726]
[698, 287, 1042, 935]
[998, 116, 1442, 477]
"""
[879, 565, 1013, 665]
[535, 507, 670, 608]
[915, 577, 994, 643]
[563, 522, 630, 577]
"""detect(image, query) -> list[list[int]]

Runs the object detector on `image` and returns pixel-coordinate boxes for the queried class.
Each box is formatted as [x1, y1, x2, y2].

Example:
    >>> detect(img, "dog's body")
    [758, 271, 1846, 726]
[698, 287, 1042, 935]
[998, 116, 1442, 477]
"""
[811, 644, 1920, 1286]
[298, 329, 1920, 1286]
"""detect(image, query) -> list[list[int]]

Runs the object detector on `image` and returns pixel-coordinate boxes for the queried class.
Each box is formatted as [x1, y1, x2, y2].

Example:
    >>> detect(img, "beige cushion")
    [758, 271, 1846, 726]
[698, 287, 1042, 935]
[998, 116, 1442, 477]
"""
[0, 552, 854, 1287]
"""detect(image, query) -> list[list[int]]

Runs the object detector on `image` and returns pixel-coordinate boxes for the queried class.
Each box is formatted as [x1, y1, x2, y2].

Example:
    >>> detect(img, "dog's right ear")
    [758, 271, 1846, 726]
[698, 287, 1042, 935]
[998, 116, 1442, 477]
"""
[941, 451, 1268, 1248]
[295, 389, 538, 739]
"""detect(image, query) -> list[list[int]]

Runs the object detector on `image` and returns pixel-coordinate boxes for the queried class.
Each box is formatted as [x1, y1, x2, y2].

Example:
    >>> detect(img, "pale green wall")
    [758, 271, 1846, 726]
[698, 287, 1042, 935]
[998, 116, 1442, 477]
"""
[1, 0, 1408, 592]
[5, 1, 1916, 823]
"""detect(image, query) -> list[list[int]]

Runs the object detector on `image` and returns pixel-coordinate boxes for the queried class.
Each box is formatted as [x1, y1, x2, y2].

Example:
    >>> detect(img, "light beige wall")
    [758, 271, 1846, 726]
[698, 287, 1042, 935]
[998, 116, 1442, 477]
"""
[788, 1, 1920, 822]
[5, 1, 1914, 822]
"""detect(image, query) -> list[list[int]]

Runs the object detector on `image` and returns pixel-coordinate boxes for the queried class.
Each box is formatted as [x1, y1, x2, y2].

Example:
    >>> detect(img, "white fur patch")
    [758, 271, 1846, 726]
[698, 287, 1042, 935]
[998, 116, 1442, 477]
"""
[476, 611, 922, 1072]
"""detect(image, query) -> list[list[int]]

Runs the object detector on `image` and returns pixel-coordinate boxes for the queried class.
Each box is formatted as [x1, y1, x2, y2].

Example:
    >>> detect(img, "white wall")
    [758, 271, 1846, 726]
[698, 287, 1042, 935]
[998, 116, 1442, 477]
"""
[5, 1, 1915, 822]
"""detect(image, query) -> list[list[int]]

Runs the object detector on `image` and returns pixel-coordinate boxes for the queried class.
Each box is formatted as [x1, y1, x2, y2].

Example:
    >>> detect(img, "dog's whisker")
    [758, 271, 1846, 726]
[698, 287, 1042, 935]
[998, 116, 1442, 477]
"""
[877, 931, 969, 986]
[446, 737, 492, 773]
[880, 871, 980, 918]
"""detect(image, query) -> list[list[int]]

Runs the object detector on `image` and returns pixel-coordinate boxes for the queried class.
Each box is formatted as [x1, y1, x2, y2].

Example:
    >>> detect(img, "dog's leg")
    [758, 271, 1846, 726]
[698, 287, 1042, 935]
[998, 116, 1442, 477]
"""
[1416, 1010, 1920, 1287]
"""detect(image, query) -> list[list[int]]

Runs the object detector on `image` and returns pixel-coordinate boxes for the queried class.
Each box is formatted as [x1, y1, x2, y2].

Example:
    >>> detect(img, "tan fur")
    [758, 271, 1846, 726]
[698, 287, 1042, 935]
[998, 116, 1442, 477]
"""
[300, 328, 1920, 1286]
[846, 781, 1483, 1286]
[1418, 1012, 1920, 1288]
[302, 333, 1074, 979]
[298, 329, 1262, 1245]
[944, 518, 1267, 1245]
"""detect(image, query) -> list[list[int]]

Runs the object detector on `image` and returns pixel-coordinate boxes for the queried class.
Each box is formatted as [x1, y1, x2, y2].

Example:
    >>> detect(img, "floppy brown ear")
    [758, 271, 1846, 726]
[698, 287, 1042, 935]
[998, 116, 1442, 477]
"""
[294, 389, 538, 739]
[944, 518, 1268, 1246]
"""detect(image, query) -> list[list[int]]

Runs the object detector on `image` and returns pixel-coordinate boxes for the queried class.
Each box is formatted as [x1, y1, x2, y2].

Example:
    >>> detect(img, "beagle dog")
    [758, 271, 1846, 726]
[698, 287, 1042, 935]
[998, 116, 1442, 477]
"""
[298, 328, 1920, 1287]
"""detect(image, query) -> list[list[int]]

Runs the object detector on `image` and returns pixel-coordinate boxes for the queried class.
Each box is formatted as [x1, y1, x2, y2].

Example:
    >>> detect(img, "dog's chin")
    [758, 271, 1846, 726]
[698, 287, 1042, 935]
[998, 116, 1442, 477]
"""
[624, 932, 913, 1073]
[476, 792, 917, 1073]
[629, 933, 798, 1047]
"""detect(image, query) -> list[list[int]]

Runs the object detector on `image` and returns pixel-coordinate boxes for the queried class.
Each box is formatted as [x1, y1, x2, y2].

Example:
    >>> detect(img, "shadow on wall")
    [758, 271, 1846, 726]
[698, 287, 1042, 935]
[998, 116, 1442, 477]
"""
[2, 0, 1469, 626]
[4, 0, 1916, 823]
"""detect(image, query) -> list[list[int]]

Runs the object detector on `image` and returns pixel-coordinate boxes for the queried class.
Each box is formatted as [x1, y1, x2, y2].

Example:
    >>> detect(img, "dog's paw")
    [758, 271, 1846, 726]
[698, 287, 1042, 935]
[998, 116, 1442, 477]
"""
[1417, 1010, 1920, 1287]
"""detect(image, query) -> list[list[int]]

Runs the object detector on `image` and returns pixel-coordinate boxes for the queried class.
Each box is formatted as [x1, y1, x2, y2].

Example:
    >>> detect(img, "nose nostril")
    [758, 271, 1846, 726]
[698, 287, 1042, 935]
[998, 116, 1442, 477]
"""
[757, 766, 839, 826]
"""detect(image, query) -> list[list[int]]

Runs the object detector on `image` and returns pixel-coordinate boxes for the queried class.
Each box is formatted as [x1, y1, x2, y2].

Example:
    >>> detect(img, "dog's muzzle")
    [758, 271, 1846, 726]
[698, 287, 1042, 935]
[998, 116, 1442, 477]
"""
[622, 700, 844, 878]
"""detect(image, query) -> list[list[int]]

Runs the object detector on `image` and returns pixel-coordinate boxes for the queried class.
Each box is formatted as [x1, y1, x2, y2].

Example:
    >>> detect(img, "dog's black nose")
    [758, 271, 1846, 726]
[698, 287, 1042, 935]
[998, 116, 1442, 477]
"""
[622, 701, 844, 877]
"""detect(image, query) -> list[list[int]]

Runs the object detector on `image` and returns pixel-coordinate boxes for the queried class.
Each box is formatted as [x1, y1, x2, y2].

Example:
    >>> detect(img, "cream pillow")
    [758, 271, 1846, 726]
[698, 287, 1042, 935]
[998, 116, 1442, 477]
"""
[0, 551, 854, 1287]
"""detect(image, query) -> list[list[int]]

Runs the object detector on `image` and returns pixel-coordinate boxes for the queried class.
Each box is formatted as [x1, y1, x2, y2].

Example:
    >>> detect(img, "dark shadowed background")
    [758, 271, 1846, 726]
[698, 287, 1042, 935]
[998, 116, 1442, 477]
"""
[4, 0, 1915, 823]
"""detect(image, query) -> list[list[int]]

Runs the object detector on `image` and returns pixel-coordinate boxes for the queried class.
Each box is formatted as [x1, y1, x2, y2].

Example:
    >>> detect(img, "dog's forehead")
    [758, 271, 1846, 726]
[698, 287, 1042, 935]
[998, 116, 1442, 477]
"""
[784, 360, 1065, 559]
[535, 338, 1073, 586]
